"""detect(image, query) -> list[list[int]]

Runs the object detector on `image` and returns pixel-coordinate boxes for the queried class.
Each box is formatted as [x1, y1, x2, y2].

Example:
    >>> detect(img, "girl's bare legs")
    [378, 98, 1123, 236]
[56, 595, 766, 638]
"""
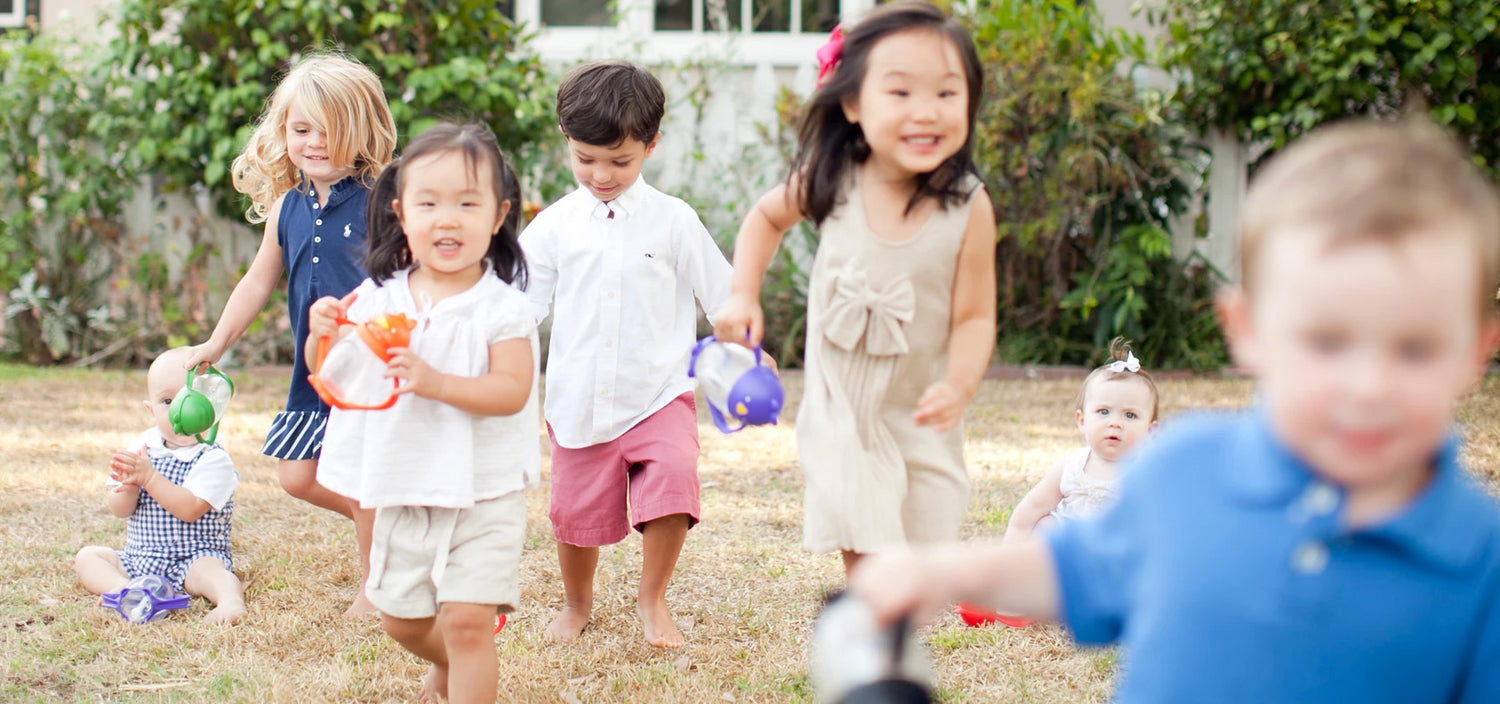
[842, 549, 864, 580]
[277, 458, 352, 517]
[544, 543, 598, 643]
[638, 513, 689, 648]
[347, 502, 377, 618]
[184, 556, 246, 624]
[73, 546, 131, 596]
[383, 603, 497, 704]
[278, 458, 375, 616]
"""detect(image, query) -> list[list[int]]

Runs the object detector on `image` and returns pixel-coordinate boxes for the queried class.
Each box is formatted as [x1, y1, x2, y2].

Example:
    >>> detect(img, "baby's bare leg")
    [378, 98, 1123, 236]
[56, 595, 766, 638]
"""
[183, 556, 245, 624]
[638, 514, 689, 648]
[73, 546, 130, 596]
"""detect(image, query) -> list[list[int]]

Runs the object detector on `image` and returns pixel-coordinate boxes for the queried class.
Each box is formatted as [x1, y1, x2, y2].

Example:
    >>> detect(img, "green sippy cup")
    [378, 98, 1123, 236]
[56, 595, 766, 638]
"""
[168, 366, 234, 444]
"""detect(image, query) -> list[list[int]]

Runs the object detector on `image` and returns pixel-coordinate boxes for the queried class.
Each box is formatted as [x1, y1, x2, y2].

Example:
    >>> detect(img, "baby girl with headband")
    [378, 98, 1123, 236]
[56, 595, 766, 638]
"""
[1004, 338, 1158, 541]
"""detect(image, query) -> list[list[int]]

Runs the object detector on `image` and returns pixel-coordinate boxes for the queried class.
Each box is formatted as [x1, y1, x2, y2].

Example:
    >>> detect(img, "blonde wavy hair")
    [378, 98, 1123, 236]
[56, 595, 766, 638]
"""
[231, 53, 397, 223]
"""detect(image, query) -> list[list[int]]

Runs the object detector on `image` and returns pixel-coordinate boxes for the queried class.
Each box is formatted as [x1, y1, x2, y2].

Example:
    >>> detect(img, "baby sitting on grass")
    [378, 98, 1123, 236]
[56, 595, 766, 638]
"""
[73, 347, 245, 624]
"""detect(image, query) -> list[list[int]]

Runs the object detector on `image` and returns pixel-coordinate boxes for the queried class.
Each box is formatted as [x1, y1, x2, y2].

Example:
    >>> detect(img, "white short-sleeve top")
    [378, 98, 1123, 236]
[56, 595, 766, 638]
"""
[317, 267, 541, 509]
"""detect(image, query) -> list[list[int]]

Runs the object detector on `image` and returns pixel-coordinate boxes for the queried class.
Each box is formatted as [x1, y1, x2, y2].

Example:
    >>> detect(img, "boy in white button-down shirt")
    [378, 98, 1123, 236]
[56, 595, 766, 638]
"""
[520, 60, 733, 649]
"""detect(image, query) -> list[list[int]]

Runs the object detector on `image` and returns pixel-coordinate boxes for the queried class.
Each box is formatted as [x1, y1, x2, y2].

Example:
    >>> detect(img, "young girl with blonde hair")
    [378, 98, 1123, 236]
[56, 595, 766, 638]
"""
[185, 52, 397, 617]
[714, 1, 996, 577]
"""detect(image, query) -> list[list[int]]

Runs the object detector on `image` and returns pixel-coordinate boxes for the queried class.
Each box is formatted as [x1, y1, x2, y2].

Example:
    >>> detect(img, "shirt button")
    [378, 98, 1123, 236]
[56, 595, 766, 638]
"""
[314, 236, 322, 243]
[315, 219, 323, 226]
[607, 291, 615, 299]
[1292, 540, 1329, 575]
[312, 256, 320, 264]
[313, 203, 320, 209]
[1303, 483, 1339, 516]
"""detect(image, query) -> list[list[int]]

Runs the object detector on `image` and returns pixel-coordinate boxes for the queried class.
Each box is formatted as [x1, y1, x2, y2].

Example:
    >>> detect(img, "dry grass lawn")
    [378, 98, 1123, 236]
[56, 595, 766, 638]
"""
[2, 363, 1496, 703]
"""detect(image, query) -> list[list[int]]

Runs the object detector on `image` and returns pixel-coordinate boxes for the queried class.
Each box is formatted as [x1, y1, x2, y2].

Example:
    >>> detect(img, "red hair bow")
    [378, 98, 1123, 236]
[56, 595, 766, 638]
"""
[815, 24, 845, 87]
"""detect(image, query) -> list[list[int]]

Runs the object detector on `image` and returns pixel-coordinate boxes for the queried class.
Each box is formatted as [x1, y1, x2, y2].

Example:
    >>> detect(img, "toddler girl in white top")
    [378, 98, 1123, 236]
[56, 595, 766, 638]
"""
[1004, 338, 1157, 541]
[307, 123, 538, 704]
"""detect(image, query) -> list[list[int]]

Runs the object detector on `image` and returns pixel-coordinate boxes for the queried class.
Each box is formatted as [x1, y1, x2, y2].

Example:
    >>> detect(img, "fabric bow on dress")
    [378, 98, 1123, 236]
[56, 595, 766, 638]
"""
[822, 268, 914, 356]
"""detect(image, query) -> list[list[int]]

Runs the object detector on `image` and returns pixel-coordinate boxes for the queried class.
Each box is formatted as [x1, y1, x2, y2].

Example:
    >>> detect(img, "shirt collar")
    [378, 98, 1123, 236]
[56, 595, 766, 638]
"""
[300, 174, 363, 210]
[144, 427, 209, 461]
[395, 262, 499, 314]
[584, 176, 648, 222]
[1227, 406, 1486, 571]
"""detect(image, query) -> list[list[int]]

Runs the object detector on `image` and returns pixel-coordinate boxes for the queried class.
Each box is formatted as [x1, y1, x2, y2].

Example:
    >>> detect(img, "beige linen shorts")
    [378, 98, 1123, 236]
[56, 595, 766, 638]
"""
[365, 490, 526, 619]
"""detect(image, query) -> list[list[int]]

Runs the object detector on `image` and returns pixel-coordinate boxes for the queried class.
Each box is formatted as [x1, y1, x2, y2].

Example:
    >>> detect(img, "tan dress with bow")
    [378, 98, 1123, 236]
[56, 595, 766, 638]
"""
[798, 172, 979, 553]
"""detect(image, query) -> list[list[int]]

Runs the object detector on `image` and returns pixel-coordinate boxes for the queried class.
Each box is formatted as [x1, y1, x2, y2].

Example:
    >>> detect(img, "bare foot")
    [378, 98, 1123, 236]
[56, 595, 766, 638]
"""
[543, 604, 590, 644]
[419, 663, 448, 704]
[637, 600, 684, 649]
[202, 601, 246, 625]
[342, 591, 378, 620]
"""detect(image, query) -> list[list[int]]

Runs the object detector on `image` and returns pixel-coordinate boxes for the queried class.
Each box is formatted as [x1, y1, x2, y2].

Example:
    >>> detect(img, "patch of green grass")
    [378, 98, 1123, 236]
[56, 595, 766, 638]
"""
[926, 625, 1002, 654]
[208, 672, 245, 697]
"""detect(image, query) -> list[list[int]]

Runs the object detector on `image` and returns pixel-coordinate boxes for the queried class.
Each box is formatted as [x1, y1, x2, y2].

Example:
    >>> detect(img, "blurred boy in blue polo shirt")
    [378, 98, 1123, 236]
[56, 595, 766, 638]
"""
[849, 119, 1500, 703]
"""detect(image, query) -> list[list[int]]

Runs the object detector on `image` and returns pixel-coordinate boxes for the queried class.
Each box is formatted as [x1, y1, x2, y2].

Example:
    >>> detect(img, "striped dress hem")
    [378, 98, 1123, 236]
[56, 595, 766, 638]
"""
[262, 410, 327, 460]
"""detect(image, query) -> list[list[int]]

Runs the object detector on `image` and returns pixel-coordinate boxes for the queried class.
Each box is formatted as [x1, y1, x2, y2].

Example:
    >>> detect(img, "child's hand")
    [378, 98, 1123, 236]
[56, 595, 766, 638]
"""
[913, 379, 968, 431]
[183, 340, 226, 373]
[109, 448, 157, 491]
[385, 347, 443, 400]
[848, 551, 950, 628]
[307, 291, 357, 341]
[712, 294, 765, 347]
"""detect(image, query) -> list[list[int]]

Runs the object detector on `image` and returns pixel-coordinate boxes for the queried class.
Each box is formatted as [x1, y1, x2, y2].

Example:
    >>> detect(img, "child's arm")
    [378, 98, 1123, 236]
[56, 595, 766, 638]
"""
[385, 338, 534, 417]
[1003, 457, 1068, 542]
[714, 182, 805, 345]
[850, 539, 1061, 627]
[110, 448, 213, 522]
[913, 188, 998, 430]
[106, 469, 140, 519]
[517, 218, 558, 325]
[185, 196, 287, 371]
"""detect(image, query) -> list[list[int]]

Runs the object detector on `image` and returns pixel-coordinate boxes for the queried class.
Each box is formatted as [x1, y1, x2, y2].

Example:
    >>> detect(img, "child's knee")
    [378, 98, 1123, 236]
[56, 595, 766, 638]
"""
[381, 614, 435, 643]
[277, 463, 318, 497]
[74, 545, 111, 565]
[438, 606, 496, 647]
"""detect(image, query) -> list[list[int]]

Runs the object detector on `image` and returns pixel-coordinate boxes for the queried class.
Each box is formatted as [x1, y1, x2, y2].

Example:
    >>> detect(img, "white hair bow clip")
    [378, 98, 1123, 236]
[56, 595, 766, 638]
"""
[1105, 351, 1140, 373]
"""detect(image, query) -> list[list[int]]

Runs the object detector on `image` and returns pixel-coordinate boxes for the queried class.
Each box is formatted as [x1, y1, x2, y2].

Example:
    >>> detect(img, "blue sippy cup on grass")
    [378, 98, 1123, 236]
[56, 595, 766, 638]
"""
[100, 575, 191, 623]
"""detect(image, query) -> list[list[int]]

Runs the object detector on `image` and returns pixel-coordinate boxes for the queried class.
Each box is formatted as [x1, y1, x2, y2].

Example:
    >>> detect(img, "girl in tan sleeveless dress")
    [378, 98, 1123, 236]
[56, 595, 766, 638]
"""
[713, 1, 996, 576]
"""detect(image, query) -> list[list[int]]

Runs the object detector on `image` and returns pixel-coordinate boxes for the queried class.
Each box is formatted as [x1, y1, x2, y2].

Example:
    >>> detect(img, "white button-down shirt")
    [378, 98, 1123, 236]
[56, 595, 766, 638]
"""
[521, 177, 732, 448]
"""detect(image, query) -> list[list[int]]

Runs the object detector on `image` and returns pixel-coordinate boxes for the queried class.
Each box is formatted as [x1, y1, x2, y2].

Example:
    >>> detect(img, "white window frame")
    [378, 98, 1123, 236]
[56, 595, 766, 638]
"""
[0, 0, 28, 29]
[515, 0, 877, 66]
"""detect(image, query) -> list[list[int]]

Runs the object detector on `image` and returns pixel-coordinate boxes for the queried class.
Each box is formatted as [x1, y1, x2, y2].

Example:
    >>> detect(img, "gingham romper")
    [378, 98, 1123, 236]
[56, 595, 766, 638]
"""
[120, 445, 234, 591]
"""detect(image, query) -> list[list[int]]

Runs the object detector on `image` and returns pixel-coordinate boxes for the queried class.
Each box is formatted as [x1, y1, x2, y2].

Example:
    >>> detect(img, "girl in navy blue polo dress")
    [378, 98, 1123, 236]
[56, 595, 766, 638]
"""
[185, 53, 397, 617]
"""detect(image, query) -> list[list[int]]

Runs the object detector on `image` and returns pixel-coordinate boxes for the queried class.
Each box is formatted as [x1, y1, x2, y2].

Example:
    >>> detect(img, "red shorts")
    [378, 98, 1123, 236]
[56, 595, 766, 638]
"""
[547, 392, 700, 547]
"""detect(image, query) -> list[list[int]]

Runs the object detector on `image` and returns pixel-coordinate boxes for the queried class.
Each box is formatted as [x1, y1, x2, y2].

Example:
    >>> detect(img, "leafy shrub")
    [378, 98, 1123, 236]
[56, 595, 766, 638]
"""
[107, 0, 556, 219]
[0, 29, 139, 364]
[1153, 0, 1500, 175]
[968, 0, 1226, 368]
[1, 2, 557, 365]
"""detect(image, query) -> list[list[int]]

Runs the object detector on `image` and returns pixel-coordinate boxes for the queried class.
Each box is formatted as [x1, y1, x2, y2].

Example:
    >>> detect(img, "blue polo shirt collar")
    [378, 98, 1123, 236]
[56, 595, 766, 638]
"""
[1228, 406, 1483, 571]
[299, 175, 363, 210]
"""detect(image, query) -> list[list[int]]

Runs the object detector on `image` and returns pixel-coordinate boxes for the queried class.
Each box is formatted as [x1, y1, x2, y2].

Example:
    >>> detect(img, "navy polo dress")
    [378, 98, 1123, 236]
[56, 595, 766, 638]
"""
[262, 176, 370, 460]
